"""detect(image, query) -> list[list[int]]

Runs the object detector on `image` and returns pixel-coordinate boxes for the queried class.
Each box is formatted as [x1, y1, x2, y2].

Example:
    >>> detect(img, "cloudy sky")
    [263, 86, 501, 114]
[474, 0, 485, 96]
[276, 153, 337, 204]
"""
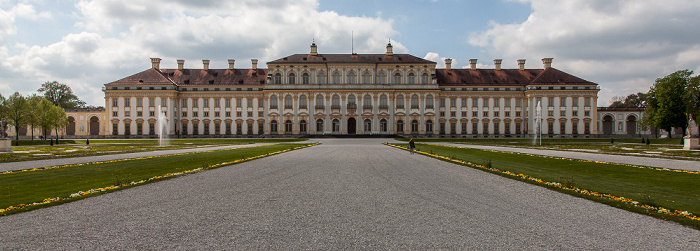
[1, 0, 699, 107]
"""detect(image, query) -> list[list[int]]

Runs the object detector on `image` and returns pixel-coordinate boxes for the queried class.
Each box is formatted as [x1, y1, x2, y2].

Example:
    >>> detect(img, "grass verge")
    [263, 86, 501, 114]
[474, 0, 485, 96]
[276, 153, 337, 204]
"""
[388, 143, 700, 229]
[0, 143, 316, 216]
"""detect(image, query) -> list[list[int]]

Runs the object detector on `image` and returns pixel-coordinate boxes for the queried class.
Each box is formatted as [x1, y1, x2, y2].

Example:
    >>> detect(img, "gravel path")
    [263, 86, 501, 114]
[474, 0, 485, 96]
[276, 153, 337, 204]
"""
[0, 143, 272, 172]
[431, 142, 700, 172]
[1, 138, 697, 249]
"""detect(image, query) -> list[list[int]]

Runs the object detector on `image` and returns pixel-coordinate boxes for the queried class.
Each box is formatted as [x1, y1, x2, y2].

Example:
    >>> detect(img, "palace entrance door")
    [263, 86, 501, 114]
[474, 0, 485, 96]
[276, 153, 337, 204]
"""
[347, 118, 356, 134]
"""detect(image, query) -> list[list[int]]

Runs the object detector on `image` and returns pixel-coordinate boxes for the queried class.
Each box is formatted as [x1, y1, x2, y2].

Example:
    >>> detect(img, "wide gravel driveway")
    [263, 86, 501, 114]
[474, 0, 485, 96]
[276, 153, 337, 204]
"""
[1, 139, 698, 249]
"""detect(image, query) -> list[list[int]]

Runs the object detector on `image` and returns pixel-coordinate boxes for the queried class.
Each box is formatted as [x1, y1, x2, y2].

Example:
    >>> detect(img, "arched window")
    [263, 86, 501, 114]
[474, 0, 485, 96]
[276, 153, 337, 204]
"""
[332, 119, 340, 132]
[284, 95, 293, 109]
[363, 94, 372, 109]
[394, 72, 401, 84]
[426, 120, 433, 133]
[397, 120, 404, 133]
[288, 73, 295, 84]
[426, 94, 434, 109]
[396, 94, 404, 109]
[363, 71, 371, 84]
[411, 120, 419, 133]
[380, 119, 387, 132]
[364, 119, 372, 133]
[302, 73, 309, 84]
[270, 120, 278, 134]
[316, 119, 324, 132]
[299, 120, 307, 133]
[379, 95, 388, 109]
[348, 94, 356, 105]
[332, 94, 340, 109]
[348, 72, 356, 84]
[411, 94, 419, 109]
[285, 120, 293, 134]
[299, 95, 307, 109]
[378, 72, 386, 84]
[270, 95, 278, 109]
[274, 73, 281, 84]
[318, 72, 326, 84]
[422, 73, 429, 84]
[316, 94, 324, 108]
[408, 73, 415, 84]
[333, 71, 341, 84]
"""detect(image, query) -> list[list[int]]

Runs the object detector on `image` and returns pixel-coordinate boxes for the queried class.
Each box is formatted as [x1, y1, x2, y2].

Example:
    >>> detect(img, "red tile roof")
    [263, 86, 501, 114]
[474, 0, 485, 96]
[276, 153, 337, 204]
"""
[436, 67, 595, 86]
[268, 54, 435, 64]
[106, 68, 268, 86]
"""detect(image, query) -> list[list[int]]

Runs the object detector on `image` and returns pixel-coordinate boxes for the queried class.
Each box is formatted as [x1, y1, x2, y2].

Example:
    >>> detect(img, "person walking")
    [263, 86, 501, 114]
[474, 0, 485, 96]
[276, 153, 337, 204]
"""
[409, 138, 415, 154]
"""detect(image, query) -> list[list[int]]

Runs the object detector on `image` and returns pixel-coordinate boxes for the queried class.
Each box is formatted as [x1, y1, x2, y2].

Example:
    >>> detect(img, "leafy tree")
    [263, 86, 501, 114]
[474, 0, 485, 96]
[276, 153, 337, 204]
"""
[25, 95, 43, 140]
[37, 98, 56, 140]
[52, 105, 68, 143]
[645, 70, 693, 138]
[37, 81, 86, 108]
[683, 75, 700, 135]
[4, 92, 29, 144]
[609, 92, 647, 108]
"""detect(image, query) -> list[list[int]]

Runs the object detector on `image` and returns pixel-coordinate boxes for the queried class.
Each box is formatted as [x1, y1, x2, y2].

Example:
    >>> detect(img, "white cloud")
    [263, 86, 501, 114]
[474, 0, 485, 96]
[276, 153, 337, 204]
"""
[468, 0, 700, 106]
[0, 0, 403, 106]
[424, 52, 457, 69]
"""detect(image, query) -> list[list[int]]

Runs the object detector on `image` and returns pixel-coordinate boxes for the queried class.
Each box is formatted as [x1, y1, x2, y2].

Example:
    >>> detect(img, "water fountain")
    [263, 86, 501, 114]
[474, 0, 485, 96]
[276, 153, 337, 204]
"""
[157, 105, 169, 146]
[532, 101, 542, 145]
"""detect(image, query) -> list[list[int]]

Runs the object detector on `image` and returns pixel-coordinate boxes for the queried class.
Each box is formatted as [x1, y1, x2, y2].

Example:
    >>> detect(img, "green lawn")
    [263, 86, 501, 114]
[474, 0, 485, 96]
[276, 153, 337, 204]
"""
[0, 143, 313, 215]
[395, 143, 700, 228]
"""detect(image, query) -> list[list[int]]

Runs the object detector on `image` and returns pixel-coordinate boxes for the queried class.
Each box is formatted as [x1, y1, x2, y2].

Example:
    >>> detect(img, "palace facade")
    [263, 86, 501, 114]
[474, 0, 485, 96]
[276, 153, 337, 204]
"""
[102, 42, 600, 138]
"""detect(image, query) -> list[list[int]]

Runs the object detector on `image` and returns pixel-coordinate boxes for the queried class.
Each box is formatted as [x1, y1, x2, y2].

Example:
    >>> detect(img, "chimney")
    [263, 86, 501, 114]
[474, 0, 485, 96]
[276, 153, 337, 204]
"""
[542, 58, 553, 69]
[310, 41, 318, 56]
[517, 59, 526, 70]
[228, 59, 235, 70]
[202, 60, 210, 70]
[177, 60, 184, 70]
[444, 58, 452, 70]
[494, 59, 502, 70]
[251, 59, 258, 69]
[386, 40, 393, 56]
[151, 58, 161, 70]
[469, 59, 478, 70]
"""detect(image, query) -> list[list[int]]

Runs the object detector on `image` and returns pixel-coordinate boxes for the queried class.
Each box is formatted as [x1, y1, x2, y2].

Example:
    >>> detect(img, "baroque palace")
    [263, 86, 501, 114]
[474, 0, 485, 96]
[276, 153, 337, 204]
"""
[102, 42, 600, 138]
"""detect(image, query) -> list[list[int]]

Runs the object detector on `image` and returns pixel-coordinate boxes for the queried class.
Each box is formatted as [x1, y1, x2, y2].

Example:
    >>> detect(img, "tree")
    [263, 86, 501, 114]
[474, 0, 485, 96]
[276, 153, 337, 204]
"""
[37, 81, 86, 108]
[37, 98, 56, 140]
[645, 70, 693, 138]
[52, 105, 68, 143]
[609, 92, 647, 108]
[4, 92, 29, 144]
[683, 75, 700, 136]
[25, 95, 43, 140]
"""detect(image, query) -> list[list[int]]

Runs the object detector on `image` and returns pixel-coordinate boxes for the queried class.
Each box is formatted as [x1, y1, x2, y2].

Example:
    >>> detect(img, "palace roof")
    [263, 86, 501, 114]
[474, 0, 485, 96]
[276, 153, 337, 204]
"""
[106, 68, 267, 86]
[436, 67, 596, 87]
[268, 54, 435, 64]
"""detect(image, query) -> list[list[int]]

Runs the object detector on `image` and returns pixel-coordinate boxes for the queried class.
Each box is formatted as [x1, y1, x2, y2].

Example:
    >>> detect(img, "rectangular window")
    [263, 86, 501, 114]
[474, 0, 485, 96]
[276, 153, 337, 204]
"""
[494, 111, 499, 117]
[215, 123, 221, 135]
[483, 123, 489, 134]
[124, 124, 131, 135]
[215, 111, 220, 117]
[112, 111, 118, 117]
[548, 97, 554, 107]
[112, 98, 118, 107]
[505, 122, 511, 134]
[137, 98, 143, 107]
[236, 111, 242, 117]
[124, 111, 130, 117]
[137, 111, 143, 117]
[505, 111, 510, 117]
[214, 99, 220, 108]
[181, 99, 187, 108]
[461, 98, 467, 107]
[182, 112, 187, 117]
[149, 98, 155, 107]
[584, 97, 591, 107]
[572, 98, 579, 107]
[472, 98, 478, 107]
[258, 111, 264, 117]
[204, 123, 210, 135]
[182, 123, 188, 135]
[258, 98, 264, 108]
[247, 111, 253, 117]
[440, 112, 445, 117]
[560, 111, 566, 117]
[247, 98, 253, 108]
[149, 123, 156, 135]
[450, 98, 456, 107]
[225, 123, 231, 135]
[193, 112, 198, 117]
[112, 123, 118, 135]
[515, 99, 522, 107]
[225, 111, 231, 117]
[505, 99, 511, 107]
[193, 123, 198, 135]
[450, 111, 456, 117]
[472, 123, 478, 134]
[149, 111, 155, 117]
[493, 98, 499, 108]
[560, 122, 566, 134]
[440, 98, 446, 108]
[161, 98, 167, 107]
[236, 99, 242, 108]
[516, 123, 521, 134]
[572, 111, 578, 116]
[548, 122, 554, 134]
[124, 98, 130, 107]
[472, 111, 478, 117]
[203, 99, 209, 108]
[572, 122, 578, 135]
[461, 123, 467, 134]
[193, 99, 198, 108]
[203, 111, 209, 117]
[548, 111, 554, 117]
[462, 111, 467, 117]
[494, 122, 500, 134]
[585, 122, 591, 134]
[483, 111, 489, 117]
[225, 98, 231, 108]
[584, 111, 590, 117]
[483, 98, 489, 107]
[560, 97, 566, 107]
[136, 123, 143, 135]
